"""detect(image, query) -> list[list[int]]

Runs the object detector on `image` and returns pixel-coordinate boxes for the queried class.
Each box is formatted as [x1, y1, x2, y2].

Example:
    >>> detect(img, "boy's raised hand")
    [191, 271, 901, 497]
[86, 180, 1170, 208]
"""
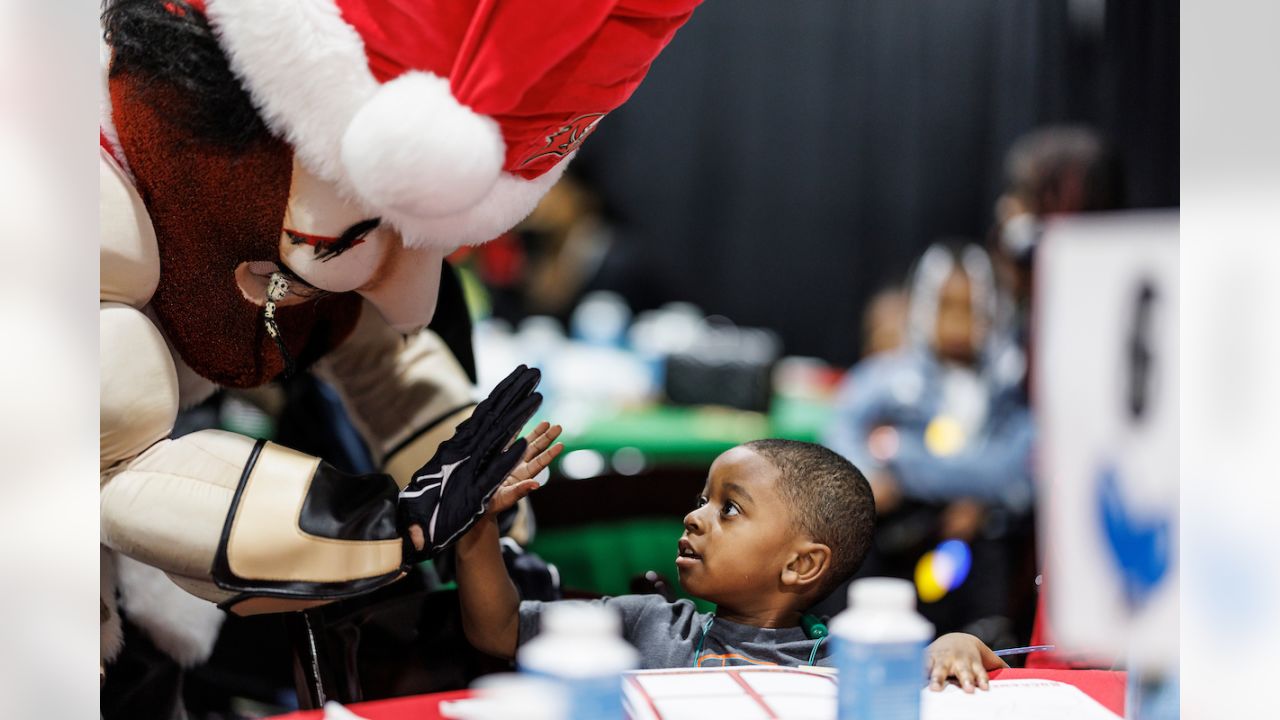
[397, 365, 543, 562]
[926, 632, 1008, 693]
[484, 421, 564, 518]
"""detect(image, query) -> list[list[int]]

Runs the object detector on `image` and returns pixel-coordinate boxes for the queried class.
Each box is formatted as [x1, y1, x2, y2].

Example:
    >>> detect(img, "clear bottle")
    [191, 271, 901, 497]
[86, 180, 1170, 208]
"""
[830, 577, 935, 720]
[516, 603, 639, 720]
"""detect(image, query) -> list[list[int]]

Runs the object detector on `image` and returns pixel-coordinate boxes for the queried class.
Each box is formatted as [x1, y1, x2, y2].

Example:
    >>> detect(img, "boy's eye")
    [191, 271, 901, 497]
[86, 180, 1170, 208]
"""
[722, 502, 740, 518]
[695, 496, 708, 509]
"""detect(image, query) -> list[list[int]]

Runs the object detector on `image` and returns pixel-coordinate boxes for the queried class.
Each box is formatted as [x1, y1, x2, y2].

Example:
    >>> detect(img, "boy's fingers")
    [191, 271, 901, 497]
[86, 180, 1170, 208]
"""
[529, 419, 551, 439]
[928, 662, 947, 691]
[493, 480, 543, 513]
[528, 442, 565, 475]
[408, 524, 425, 552]
[545, 424, 563, 442]
[522, 422, 559, 461]
[957, 666, 975, 694]
[511, 479, 543, 500]
[975, 661, 990, 690]
[509, 443, 563, 482]
[522, 421, 551, 455]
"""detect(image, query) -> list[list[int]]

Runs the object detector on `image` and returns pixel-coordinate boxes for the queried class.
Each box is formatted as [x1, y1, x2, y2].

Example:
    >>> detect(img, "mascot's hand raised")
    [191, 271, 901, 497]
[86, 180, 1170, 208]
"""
[398, 365, 542, 562]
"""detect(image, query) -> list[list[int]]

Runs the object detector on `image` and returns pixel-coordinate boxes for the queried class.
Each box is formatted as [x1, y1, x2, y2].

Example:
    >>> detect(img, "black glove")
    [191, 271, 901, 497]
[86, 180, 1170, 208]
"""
[397, 365, 543, 563]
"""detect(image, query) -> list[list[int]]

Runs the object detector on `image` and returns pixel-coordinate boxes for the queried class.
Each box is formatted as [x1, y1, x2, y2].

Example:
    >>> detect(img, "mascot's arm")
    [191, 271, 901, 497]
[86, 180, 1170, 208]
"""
[314, 300, 478, 489]
[100, 302, 407, 615]
[101, 427, 407, 615]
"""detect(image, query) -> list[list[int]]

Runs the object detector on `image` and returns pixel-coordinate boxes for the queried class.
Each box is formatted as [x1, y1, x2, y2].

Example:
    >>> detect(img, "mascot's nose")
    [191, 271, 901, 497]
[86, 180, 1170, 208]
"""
[278, 226, 444, 335]
[279, 158, 444, 334]
[353, 242, 444, 335]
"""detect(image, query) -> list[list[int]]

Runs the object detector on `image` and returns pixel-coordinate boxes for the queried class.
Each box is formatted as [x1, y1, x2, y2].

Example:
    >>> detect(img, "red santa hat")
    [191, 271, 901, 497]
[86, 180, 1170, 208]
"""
[185, 0, 701, 249]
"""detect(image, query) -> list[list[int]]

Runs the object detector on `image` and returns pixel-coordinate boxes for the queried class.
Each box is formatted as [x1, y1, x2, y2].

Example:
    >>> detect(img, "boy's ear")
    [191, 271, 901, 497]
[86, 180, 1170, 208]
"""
[781, 541, 832, 592]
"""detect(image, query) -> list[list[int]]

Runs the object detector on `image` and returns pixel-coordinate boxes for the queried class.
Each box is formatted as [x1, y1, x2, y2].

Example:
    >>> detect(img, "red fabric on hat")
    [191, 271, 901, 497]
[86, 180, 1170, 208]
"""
[335, 0, 701, 178]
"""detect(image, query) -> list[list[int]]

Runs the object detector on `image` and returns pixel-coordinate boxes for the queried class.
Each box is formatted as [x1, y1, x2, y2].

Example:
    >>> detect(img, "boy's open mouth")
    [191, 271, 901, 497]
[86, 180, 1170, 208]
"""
[676, 538, 702, 567]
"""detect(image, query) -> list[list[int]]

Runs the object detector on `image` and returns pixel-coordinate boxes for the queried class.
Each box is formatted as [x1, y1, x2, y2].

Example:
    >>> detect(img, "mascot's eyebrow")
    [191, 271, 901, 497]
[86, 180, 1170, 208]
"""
[285, 218, 381, 262]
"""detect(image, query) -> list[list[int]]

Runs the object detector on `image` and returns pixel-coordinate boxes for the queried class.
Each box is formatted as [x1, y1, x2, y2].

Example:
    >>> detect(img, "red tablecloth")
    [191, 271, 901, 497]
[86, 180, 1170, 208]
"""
[987, 668, 1126, 716]
[268, 690, 470, 720]
[269, 669, 1126, 719]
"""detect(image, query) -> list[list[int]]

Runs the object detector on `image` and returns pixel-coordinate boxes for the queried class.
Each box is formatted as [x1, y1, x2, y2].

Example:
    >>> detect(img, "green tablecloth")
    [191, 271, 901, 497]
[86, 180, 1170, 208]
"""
[544, 395, 833, 468]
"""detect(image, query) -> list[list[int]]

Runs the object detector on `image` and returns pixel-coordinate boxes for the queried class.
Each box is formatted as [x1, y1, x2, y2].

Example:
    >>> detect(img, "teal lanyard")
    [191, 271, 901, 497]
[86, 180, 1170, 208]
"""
[691, 613, 827, 667]
[807, 634, 827, 666]
[691, 614, 715, 666]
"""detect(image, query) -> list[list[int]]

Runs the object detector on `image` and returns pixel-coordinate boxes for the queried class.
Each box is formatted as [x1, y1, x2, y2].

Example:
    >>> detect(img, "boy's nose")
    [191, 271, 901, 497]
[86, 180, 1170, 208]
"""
[683, 509, 704, 534]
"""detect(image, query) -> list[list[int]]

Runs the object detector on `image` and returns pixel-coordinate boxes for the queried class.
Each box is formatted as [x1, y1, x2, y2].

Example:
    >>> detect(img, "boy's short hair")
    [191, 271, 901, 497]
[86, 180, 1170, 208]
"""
[744, 439, 874, 600]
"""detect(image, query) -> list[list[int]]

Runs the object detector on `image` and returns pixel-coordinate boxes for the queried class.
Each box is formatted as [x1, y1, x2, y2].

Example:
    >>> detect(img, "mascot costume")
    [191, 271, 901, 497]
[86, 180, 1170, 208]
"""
[99, 0, 701, 687]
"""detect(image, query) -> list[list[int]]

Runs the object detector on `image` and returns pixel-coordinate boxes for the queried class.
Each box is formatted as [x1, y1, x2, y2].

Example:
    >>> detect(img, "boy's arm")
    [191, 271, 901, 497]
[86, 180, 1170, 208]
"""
[456, 515, 522, 658]
[454, 422, 564, 659]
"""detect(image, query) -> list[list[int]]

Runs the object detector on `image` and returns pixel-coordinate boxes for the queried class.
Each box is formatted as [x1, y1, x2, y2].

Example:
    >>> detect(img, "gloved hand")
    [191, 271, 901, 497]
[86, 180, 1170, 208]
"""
[398, 365, 543, 563]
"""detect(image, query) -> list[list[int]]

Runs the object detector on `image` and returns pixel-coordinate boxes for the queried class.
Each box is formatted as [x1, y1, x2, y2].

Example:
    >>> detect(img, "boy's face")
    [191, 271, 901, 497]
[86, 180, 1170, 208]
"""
[677, 447, 807, 608]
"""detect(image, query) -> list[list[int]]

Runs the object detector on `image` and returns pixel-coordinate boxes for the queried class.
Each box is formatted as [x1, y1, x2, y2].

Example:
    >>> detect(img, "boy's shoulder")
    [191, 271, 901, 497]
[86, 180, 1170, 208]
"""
[519, 594, 707, 646]
[603, 594, 699, 614]
[523, 594, 701, 621]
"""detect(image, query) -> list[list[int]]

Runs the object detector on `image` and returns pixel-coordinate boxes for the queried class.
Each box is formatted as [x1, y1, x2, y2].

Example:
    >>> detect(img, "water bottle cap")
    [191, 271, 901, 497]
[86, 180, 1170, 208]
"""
[848, 577, 917, 610]
[542, 603, 622, 636]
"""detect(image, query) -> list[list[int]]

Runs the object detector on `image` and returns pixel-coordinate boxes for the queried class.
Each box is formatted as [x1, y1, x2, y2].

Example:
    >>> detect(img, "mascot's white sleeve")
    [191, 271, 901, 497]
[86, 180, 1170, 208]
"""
[100, 149, 473, 620]
[313, 298, 477, 490]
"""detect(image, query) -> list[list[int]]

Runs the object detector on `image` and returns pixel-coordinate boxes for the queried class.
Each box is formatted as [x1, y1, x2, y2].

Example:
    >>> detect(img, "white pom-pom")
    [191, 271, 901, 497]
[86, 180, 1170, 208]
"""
[341, 72, 503, 218]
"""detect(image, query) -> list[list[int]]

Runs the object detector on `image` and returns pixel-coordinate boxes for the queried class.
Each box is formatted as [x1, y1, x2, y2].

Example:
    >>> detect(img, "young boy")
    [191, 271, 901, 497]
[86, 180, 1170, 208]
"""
[455, 425, 1006, 692]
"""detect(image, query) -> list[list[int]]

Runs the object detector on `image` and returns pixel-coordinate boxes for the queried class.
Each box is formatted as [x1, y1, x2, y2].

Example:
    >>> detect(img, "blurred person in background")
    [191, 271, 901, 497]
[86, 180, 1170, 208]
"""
[861, 285, 910, 357]
[820, 241, 1032, 646]
[520, 164, 617, 320]
[990, 125, 1125, 394]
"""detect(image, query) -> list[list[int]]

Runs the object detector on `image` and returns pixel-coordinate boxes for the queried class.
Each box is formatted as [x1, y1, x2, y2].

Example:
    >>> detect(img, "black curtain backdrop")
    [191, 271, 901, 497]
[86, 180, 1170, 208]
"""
[576, 0, 1177, 367]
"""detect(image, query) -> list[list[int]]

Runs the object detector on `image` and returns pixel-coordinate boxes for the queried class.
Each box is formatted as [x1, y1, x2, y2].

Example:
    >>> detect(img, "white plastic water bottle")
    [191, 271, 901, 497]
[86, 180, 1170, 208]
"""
[830, 577, 935, 720]
[517, 603, 639, 720]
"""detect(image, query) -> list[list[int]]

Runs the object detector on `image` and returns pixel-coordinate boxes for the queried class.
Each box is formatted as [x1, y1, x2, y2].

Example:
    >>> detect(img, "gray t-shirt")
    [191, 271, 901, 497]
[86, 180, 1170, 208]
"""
[518, 595, 833, 669]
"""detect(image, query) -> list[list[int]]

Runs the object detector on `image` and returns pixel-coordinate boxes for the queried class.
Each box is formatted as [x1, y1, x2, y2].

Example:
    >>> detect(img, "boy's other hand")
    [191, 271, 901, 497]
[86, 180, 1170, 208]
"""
[926, 632, 1008, 693]
[485, 421, 564, 519]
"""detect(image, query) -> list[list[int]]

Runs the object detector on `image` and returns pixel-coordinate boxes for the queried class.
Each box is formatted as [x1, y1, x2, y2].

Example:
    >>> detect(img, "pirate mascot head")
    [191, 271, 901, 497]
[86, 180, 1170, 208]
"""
[99, 0, 700, 681]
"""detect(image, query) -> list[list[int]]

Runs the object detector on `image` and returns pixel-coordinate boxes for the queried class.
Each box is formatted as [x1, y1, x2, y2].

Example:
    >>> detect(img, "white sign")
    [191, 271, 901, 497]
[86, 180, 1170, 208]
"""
[1034, 211, 1179, 670]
